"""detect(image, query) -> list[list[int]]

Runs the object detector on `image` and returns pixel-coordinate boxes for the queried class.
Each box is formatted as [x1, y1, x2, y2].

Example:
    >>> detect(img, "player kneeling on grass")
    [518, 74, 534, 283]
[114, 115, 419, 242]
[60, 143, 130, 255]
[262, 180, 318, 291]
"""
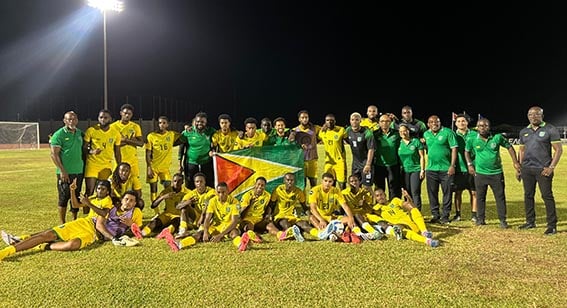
[161, 182, 252, 252]
[238, 177, 272, 244]
[341, 174, 384, 241]
[371, 188, 439, 247]
[266, 173, 311, 242]
[307, 173, 356, 242]
[131, 173, 188, 239]
[0, 190, 142, 261]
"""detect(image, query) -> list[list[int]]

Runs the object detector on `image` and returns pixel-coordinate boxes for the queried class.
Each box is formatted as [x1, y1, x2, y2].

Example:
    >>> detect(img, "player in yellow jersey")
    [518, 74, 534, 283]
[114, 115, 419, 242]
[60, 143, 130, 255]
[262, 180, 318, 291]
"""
[131, 173, 189, 239]
[109, 162, 144, 210]
[83, 109, 122, 214]
[341, 174, 383, 240]
[290, 110, 321, 190]
[234, 117, 268, 149]
[318, 114, 348, 189]
[239, 177, 272, 243]
[307, 173, 355, 240]
[266, 173, 310, 242]
[111, 104, 144, 178]
[211, 114, 239, 153]
[162, 182, 251, 252]
[0, 189, 140, 261]
[372, 188, 439, 247]
[145, 116, 181, 213]
[175, 173, 216, 237]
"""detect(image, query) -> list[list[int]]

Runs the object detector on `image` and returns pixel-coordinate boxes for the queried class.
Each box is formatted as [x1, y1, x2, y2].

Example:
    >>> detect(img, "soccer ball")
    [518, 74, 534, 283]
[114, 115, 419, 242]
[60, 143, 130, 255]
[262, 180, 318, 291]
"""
[328, 220, 345, 235]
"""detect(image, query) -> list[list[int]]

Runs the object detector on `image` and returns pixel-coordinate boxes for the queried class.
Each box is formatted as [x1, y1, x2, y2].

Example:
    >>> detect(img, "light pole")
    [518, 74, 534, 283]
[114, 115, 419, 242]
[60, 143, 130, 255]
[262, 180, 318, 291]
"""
[87, 0, 124, 110]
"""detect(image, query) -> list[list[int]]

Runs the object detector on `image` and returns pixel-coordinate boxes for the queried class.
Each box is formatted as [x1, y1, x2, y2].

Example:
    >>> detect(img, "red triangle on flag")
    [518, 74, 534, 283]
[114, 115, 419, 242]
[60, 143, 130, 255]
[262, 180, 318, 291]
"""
[214, 155, 255, 194]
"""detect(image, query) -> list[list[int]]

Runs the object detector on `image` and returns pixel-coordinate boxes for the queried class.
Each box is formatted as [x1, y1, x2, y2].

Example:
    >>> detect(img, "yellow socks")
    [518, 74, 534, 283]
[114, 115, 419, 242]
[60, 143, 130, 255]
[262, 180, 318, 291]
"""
[179, 236, 196, 248]
[0, 246, 16, 261]
[352, 226, 362, 234]
[362, 222, 375, 234]
[404, 230, 426, 244]
[141, 226, 151, 237]
[410, 208, 427, 232]
[309, 228, 319, 238]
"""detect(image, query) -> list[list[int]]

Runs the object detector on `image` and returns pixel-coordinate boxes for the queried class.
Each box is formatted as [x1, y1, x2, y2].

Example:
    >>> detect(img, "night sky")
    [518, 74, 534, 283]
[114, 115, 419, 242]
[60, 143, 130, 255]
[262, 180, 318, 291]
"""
[1, 1, 567, 128]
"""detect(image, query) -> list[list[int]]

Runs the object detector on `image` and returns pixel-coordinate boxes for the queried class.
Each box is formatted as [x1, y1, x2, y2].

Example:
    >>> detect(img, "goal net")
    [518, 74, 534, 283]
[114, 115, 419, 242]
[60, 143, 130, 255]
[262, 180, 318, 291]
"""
[0, 122, 40, 150]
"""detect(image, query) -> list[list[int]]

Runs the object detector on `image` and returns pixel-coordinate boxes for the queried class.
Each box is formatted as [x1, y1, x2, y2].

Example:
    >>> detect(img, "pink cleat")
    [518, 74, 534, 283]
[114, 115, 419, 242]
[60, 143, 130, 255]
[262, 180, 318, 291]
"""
[131, 223, 143, 240]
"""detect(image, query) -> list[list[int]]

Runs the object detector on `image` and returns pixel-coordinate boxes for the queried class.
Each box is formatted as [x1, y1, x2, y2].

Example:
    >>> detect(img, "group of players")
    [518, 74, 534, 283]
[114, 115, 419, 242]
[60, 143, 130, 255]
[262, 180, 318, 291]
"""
[1, 103, 562, 260]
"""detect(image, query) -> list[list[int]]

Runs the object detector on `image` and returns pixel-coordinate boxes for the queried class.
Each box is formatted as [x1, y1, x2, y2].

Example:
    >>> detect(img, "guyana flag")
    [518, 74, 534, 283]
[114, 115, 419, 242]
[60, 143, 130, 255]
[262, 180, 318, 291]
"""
[213, 145, 305, 198]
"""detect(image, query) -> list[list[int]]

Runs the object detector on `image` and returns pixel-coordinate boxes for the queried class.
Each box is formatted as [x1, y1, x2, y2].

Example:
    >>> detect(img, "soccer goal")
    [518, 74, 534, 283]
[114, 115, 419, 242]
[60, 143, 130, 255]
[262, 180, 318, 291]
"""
[0, 122, 40, 150]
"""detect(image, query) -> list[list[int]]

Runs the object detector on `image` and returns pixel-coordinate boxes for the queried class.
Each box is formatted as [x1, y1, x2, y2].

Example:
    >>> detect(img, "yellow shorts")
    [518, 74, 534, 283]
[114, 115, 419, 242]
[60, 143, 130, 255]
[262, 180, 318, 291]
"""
[207, 223, 232, 235]
[241, 216, 263, 226]
[157, 212, 180, 226]
[146, 167, 172, 184]
[304, 159, 318, 178]
[84, 163, 112, 179]
[52, 218, 96, 249]
[324, 161, 347, 183]
[274, 214, 298, 224]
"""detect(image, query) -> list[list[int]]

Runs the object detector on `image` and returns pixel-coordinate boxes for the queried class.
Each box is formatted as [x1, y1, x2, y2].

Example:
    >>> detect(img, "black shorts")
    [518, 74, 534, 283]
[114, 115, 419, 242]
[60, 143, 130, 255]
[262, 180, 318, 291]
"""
[452, 172, 475, 192]
[57, 174, 84, 211]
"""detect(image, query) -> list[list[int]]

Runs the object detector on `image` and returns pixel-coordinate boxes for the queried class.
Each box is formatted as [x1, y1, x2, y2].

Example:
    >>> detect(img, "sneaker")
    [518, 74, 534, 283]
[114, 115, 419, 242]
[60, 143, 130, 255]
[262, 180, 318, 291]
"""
[500, 221, 509, 229]
[341, 231, 351, 243]
[130, 223, 143, 240]
[471, 216, 477, 223]
[359, 231, 384, 240]
[544, 227, 557, 235]
[156, 228, 171, 240]
[427, 238, 440, 248]
[318, 222, 336, 240]
[291, 225, 304, 243]
[519, 223, 536, 230]
[163, 230, 180, 252]
[238, 233, 250, 252]
[439, 219, 450, 225]
[278, 230, 288, 241]
[350, 233, 361, 244]
[1, 230, 20, 245]
[422, 231, 433, 239]
[393, 225, 403, 240]
[452, 215, 461, 222]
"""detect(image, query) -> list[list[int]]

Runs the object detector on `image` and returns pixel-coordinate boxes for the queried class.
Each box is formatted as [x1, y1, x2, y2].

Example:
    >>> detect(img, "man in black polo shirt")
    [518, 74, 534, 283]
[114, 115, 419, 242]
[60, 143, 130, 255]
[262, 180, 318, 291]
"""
[518, 106, 563, 235]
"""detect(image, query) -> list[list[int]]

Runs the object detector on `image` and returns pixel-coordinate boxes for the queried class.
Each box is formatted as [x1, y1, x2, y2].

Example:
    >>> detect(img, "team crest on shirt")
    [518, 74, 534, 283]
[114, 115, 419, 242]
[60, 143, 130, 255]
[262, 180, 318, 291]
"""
[357, 137, 362, 142]
[409, 145, 416, 151]
[490, 142, 497, 149]
[437, 136, 444, 141]
[166, 136, 171, 141]
[109, 138, 114, 143]
[539, 132, 546, 137]
[333, 134, 339, 141]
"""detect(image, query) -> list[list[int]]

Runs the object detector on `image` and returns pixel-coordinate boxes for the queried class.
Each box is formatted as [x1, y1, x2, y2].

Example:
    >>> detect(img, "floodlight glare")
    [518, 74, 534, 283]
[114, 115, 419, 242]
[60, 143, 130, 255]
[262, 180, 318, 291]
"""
[87, 0, 124, 12]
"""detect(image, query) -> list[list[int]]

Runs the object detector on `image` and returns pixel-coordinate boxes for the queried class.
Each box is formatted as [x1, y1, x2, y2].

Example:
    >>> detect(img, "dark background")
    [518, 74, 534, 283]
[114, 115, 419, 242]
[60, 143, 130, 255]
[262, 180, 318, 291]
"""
[1, 1, 567, 128]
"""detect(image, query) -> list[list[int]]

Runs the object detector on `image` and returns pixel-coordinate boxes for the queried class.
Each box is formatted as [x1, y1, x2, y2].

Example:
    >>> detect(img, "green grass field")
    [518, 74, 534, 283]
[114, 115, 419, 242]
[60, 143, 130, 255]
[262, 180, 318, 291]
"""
[1, 146, 566, 307]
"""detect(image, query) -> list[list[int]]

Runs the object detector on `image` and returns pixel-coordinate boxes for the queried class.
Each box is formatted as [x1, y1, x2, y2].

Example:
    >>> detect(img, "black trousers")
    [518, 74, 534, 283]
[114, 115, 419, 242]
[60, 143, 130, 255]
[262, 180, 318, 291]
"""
[426, 170, 453, 220]
[521, 167, 557, 228]
[475, 173, 507, 223]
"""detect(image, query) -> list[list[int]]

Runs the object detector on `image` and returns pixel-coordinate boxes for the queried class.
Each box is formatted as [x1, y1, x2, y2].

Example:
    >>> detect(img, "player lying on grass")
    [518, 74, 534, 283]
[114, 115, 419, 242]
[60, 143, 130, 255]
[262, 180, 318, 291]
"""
[1, 190, 142, 261]
[371, 188, 439, 247]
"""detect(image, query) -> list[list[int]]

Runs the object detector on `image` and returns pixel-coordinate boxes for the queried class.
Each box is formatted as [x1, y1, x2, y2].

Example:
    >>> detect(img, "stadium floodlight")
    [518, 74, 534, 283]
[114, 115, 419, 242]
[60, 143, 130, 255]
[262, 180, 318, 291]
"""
[87, 0, 124, 110]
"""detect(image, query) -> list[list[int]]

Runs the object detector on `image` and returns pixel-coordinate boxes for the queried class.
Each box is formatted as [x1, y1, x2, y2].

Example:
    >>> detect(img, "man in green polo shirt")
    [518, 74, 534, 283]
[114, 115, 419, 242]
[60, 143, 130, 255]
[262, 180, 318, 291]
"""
[423, 115, 458, 225]
[373, 114, 402, 199]
[49, 111, 85, 224]
[465, 118, 520, 228]
[178, 112, 216, 190]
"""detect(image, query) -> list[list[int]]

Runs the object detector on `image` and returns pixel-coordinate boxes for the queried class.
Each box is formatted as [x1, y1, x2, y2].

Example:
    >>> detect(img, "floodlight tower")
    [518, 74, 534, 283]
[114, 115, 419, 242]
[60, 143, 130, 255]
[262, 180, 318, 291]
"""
[87, 0, 124, 110]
